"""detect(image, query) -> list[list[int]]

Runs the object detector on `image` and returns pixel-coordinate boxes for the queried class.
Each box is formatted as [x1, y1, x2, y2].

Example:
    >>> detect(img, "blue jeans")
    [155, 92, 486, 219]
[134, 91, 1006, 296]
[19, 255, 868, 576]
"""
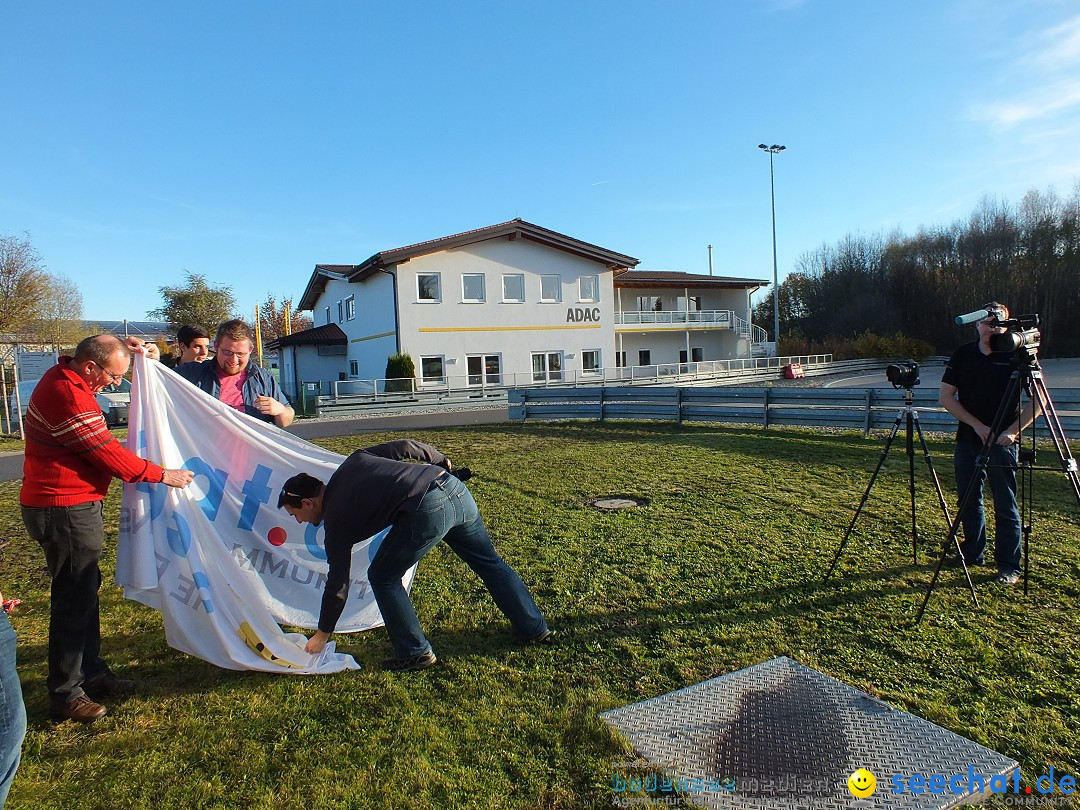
[954, 440, 1021, 575]
[367, 474, 548, 658]
[1, 610, 27, 809]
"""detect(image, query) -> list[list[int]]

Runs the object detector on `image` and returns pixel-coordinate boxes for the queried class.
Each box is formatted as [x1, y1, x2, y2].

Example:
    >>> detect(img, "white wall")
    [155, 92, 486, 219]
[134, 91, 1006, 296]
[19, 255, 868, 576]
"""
[393, 238, 616, 385]
[318, 274, 398, 380]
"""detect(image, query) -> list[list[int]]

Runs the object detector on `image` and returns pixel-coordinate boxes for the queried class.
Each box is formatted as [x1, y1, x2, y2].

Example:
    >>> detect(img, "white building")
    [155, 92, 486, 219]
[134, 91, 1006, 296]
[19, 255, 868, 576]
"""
[285, 219, 768, 396]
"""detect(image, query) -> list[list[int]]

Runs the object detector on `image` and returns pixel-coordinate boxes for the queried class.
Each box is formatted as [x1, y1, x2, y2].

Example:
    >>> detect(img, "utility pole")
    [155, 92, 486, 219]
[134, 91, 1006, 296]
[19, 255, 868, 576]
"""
[758, 143, 786, 347]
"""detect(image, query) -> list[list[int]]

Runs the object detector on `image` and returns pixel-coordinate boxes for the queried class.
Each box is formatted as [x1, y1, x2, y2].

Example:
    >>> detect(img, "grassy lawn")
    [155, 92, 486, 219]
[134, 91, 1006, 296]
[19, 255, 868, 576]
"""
[2, 421, 1078, 809]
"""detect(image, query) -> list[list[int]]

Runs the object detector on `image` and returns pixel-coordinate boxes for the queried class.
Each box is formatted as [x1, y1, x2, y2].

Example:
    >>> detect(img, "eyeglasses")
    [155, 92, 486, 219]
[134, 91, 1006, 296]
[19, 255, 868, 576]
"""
[218, 349, 251, 360]
[91, 362, 125, 384]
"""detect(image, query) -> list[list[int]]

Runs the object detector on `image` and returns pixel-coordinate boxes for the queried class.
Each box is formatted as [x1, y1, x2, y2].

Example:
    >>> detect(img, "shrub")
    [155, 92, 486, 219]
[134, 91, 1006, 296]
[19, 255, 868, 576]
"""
[384, 353, 415, 393]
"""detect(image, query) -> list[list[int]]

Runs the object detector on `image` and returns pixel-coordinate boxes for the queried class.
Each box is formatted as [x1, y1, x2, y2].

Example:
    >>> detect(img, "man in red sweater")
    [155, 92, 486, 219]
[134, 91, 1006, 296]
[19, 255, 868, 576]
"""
[20, 334, 194, 723]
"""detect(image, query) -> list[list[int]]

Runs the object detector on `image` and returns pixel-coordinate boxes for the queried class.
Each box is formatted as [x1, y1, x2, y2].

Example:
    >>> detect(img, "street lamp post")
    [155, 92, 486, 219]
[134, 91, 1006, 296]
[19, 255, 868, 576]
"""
[758, 143, 786, 348]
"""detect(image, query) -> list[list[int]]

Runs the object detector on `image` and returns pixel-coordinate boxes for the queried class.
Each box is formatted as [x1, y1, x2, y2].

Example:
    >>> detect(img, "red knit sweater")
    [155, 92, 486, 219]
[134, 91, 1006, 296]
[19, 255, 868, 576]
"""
[19, 358, 165, 507]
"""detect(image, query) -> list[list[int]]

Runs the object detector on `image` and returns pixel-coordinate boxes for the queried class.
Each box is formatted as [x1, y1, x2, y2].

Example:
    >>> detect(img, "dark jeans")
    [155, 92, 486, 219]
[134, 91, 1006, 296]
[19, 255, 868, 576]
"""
[0, 609, 26, 808]
[368, 473, 548, 658]
[21, 501, 110, 704]
[953, 440, 1021, 575]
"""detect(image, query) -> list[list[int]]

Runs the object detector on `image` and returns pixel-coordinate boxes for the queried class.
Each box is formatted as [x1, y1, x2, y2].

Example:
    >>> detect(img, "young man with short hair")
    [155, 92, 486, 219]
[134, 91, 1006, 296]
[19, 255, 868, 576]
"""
[279, 440, 550, 672]
[176, 324, 211, 365]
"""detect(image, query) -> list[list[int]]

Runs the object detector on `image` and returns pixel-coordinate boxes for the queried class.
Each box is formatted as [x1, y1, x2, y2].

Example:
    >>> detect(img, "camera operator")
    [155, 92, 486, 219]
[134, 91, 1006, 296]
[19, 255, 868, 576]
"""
[939, 302, 1034, 586]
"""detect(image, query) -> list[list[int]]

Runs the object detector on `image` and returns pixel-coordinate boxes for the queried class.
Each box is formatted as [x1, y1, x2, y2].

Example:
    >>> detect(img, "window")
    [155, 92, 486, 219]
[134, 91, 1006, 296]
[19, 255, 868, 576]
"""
[466, 354, 501, 386]
[324, 306, 331, 325]
[638, 350, 651, 366]
[692, 347, 703, 362]
[337, 300, 344, 323]
[417, 273, 442, 302]
[531, 352, 563, 383]
[462, 273, 486, 303]
[317, 344, 346, 356]
[345, 295, 356, 320]
[637, 295, 661, 312]
[581, 349, 601, 375]
[540, 274, 562, 302]
[349, 360, 359, 377]
[616, 352, 626, 368]
[579, 275, 599, 302]
[502, 273, 525, 303]
[420, 355, 446, 385]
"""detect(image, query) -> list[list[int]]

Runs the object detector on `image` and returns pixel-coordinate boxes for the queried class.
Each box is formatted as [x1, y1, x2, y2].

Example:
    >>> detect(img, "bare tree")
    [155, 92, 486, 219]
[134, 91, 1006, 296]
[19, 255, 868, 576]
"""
[27, 274, 92, 351]
[0, 233, 50, 335]
[149, 272, 237, 332]
[258, 293, 313, 344]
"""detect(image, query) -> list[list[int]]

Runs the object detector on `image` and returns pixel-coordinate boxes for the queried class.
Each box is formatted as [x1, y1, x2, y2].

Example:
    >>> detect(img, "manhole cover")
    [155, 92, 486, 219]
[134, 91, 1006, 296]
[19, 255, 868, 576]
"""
[587, 496, 648, 511]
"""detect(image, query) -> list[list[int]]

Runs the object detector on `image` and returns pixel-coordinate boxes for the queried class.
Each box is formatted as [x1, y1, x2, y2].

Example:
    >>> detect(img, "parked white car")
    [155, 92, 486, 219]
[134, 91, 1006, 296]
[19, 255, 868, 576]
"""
[7, 376, 131, 429]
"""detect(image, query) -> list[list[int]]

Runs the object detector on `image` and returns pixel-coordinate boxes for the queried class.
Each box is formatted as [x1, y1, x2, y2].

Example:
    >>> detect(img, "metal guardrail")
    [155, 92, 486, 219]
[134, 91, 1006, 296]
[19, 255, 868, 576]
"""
[508, 385, 1080, 437]
[311, 355, 840, 418]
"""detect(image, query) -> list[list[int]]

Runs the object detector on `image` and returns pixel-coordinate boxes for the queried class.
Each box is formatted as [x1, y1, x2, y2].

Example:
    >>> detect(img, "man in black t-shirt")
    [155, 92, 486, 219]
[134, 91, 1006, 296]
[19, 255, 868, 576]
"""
[939, 302, 1033, 586]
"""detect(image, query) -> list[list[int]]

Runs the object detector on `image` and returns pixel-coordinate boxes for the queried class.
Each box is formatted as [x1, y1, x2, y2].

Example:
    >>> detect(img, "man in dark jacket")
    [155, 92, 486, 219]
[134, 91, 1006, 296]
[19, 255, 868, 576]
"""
[278, 440, 550, 672]
[175, 319, 293, 427]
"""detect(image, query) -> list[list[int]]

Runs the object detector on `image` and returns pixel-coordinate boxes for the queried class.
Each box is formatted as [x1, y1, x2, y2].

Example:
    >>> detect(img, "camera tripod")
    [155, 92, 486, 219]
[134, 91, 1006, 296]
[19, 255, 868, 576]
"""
[823, 387, 979, 602]
[916, 353, 1080, 623]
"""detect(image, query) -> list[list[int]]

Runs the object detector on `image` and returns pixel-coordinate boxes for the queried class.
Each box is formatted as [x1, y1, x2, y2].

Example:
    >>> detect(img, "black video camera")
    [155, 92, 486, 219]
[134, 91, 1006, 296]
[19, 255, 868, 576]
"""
[885, 360, 920, 389]
[988, 314, 1041, 358]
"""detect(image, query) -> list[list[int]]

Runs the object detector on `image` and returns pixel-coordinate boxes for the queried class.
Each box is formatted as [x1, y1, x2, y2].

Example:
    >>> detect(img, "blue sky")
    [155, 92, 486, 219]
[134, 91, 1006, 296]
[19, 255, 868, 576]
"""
[3, 1, 1079, 322]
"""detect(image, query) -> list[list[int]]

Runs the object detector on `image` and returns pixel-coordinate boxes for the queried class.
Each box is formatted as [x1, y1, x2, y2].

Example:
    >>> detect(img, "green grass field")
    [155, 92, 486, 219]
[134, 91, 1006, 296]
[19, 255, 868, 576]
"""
[2, 422, 1078, 809]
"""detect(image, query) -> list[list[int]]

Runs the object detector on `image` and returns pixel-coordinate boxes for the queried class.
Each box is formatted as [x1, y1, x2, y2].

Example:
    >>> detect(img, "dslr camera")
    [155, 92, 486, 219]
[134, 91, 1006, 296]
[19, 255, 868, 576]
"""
[886, 360, 920, 389]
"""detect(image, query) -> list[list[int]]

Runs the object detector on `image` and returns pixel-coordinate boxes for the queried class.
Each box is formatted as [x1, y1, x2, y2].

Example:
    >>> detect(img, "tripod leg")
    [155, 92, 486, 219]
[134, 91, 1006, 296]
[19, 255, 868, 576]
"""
[823, 410, 905, 585]
[907, 410, 918, 564]
[1029, 373, 1080, 503]
[915, 371, 1026, 625]
[913, 415, 978, 601]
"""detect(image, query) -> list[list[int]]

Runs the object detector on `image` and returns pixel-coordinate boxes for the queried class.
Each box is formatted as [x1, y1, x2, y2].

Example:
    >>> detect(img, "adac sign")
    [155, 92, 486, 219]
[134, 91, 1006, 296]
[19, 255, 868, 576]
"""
[566, 307, 601, 323]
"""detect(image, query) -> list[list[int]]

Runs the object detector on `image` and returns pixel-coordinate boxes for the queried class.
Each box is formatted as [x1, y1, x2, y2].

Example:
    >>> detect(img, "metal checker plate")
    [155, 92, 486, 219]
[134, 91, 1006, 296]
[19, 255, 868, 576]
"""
[600, 656, 1018, 810]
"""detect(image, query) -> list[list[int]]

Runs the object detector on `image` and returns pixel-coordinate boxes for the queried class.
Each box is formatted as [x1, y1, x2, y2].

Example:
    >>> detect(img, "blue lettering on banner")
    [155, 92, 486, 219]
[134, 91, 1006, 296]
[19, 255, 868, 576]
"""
[239, 464, 273, 530]
[183, 456, 229, 521]
[167, 511, 192, 556]
[304, 524, 327, 561]
[191, 571, 215, 614]
[135, 430, 168, 519]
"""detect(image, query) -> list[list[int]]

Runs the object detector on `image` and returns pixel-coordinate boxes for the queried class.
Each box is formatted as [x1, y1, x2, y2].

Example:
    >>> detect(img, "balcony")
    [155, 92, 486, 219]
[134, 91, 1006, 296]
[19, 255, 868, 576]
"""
[614, 309, 734, 330]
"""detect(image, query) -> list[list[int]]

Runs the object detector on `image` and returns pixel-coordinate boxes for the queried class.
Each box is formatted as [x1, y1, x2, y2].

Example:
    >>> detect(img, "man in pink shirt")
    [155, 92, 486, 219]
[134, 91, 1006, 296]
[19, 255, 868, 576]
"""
[175, 319, 294, 428]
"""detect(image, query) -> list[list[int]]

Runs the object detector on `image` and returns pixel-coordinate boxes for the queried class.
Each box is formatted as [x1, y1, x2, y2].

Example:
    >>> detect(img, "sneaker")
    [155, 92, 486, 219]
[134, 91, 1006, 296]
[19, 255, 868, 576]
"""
[50, 695, 107, 723]
[84, 669, 135, 698]
[994, 571, 1021, 586]
[380, 651, 437, 673]
[526, 628, 555, 645]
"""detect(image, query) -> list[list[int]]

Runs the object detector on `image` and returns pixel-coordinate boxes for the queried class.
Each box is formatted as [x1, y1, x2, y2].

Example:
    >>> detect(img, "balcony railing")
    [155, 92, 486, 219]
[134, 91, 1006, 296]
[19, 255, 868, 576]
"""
[615, 309, 733, 327]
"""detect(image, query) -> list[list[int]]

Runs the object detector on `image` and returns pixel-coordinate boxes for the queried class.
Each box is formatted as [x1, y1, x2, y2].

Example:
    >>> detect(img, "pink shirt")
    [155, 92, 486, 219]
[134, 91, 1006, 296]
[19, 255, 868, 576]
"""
[215, 366, 248, 412]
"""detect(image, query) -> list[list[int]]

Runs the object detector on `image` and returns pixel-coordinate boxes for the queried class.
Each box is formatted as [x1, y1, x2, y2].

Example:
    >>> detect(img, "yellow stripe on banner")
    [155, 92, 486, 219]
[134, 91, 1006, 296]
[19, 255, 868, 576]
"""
[237, 621, 306, 669]
[350, 331, 397, 343]
[418, 324, 601, 333]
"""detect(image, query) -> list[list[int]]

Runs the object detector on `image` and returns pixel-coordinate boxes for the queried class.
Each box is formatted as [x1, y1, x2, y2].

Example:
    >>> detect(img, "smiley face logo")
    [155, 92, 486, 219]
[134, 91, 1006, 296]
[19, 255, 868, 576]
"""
[847, 768, 876, 798]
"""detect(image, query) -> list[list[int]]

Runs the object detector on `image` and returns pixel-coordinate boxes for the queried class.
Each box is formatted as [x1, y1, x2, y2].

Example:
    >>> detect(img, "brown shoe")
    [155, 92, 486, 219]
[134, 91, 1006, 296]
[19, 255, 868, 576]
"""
[51, 695, 107, 723]
[84, 670, 135, 698]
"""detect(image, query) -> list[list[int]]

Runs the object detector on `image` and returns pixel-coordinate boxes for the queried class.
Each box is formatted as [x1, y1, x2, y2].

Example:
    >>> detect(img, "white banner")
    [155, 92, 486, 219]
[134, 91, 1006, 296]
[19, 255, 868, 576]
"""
[116, 355, 413, 673]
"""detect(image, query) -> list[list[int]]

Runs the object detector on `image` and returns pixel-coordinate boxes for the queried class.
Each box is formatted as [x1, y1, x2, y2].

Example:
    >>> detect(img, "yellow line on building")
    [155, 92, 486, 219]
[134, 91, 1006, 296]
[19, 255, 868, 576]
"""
[350, 331, 397, 343]
[418, 324, 601, 333]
